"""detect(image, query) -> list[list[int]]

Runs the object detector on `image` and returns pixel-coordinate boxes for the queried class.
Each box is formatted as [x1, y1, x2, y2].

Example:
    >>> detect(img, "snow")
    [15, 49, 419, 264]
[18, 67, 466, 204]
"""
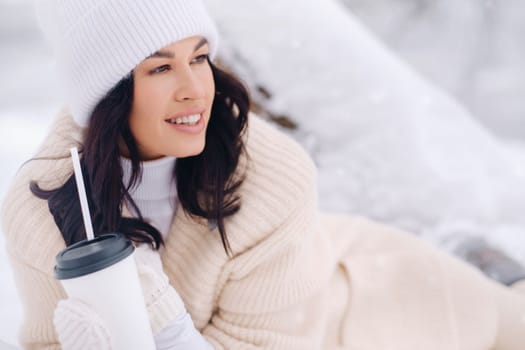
[206, 0, 525, 259]
[340, 0, 525, 141]
[1, 0, 524, 347]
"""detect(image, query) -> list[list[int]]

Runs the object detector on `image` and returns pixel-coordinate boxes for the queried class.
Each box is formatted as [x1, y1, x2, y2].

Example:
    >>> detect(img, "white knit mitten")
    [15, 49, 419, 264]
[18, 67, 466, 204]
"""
[53, 298, 112, 350]
[134, 245, 186, 335]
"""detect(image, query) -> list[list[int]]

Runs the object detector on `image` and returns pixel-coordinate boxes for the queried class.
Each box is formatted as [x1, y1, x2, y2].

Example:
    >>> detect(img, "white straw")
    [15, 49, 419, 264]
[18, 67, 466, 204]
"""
[70, 147, 95, 241]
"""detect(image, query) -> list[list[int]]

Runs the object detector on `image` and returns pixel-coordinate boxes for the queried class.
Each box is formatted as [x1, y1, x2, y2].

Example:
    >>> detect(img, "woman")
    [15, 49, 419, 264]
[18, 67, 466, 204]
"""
[2, 0, 525, 349]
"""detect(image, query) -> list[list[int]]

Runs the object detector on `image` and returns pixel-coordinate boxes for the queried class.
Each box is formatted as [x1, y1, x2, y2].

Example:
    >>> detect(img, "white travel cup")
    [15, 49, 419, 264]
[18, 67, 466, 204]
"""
[55, 233, 156, 350]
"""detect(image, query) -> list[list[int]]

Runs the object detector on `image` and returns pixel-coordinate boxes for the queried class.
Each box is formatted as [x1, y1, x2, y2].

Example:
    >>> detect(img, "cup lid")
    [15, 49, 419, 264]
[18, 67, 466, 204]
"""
[55, 233, 134, 280]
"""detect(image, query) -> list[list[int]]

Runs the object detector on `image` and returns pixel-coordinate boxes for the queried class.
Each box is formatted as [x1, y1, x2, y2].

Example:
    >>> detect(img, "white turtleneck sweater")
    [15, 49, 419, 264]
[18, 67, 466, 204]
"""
[121, 156, 178, 238]
[121, 157, 212, 350]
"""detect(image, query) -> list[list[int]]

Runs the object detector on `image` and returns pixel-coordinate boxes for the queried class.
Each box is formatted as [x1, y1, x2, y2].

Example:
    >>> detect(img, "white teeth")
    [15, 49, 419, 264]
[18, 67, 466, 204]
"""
[166, 114, 201, 125]
[188, 114, 200, 123]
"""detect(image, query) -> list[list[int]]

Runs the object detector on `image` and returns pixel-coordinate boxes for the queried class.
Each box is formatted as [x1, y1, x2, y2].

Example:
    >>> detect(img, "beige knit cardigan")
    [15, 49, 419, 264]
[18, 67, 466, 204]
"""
[1, 111, 504, 349]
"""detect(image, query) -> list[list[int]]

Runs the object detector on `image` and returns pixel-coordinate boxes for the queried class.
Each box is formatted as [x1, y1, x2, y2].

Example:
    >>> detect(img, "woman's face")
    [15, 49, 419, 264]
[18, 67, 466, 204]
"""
[129, 36, 215, 160]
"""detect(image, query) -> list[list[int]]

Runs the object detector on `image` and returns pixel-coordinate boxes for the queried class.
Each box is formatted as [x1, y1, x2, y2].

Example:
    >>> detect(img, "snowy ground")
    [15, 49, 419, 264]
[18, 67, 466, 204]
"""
[1, 0, 524, 347]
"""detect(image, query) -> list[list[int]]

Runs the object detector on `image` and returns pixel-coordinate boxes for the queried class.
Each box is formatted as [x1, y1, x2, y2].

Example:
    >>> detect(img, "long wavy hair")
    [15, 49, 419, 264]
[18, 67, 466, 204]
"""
[31, 60, 250, 255]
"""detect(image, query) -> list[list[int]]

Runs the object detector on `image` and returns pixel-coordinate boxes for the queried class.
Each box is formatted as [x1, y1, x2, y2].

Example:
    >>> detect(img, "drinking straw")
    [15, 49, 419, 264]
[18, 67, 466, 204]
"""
[70, 147, 95, 240]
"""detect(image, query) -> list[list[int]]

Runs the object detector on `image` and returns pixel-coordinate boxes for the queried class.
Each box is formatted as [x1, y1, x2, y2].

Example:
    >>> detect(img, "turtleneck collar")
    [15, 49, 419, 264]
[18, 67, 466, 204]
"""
[121, 156, 177, 200]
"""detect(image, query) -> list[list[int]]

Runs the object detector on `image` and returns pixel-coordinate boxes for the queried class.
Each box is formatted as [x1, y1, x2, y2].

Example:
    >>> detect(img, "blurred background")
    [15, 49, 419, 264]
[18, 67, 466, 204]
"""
[1, 0, 524, 347]
[342, 0, 525, 141]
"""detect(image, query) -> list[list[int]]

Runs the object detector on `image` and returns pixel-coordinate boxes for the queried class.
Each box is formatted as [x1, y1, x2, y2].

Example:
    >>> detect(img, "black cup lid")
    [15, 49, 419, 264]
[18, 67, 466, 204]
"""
[55, 233, 134, 280]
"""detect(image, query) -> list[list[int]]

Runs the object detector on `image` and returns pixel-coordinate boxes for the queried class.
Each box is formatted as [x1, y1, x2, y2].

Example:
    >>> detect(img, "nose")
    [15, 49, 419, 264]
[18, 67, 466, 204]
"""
[173, 65, 206, 101]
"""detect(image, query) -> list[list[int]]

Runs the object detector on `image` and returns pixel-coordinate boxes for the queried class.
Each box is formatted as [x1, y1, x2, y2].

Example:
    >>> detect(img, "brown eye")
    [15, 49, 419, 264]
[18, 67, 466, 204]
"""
[150, 64, 171, 74]
[192, 54, 209, 64]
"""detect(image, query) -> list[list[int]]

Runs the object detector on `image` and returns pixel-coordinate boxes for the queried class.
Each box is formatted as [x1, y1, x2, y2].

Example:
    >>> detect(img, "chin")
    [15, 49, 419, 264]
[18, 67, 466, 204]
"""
[176, 142, 206, 158]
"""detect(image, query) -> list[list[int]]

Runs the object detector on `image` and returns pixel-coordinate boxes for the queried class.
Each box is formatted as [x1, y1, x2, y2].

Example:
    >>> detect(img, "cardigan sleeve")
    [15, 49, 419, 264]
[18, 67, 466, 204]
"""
[1, 111, 83, 349]
[196, 116, 338, 349]
[5, 250, 64, 350]
[201, 207, 336, 349]
[2, 177, 68, 350]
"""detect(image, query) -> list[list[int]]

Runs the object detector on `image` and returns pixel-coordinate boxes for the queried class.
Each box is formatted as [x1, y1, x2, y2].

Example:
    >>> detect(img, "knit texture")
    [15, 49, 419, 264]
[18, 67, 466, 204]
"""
[35, 0, 218, 127]
[2, 110, 522, 349]
[53, 298, 111, 350]
[1, 111, 332, 349]
[134, 245, 186, 335]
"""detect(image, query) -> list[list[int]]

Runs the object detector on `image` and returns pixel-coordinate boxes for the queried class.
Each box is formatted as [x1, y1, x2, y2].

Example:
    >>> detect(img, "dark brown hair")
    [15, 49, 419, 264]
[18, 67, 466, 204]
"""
[31, 60, 250, 255]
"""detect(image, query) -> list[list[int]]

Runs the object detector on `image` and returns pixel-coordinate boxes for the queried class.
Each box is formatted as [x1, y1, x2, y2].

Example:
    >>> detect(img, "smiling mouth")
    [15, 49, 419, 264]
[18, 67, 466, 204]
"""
[165, 114, 202, 126]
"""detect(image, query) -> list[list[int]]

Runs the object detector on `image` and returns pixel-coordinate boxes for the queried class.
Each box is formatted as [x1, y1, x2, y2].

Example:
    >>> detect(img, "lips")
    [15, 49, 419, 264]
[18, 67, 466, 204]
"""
[164, 109, 206, 134]
[165, 108, 205, 123]
[165, 114, 201, 125]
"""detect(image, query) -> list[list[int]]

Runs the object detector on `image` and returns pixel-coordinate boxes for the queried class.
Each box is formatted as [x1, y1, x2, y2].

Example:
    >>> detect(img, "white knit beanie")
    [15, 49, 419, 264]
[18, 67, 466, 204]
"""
[35, 0, 219, 127]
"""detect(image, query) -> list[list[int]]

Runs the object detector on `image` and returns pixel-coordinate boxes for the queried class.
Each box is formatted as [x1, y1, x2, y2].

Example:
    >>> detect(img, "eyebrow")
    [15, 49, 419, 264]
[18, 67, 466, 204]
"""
[147, 38, 209, 59]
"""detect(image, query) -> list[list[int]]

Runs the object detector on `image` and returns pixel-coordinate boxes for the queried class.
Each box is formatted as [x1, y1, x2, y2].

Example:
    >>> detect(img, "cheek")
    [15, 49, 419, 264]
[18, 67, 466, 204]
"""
[128, 110, 147, 146]
[133, 80, 163, 115]
[129, 82, 161, 139]
[198, 65, 215, 100]
[209, 77, 216, 99]
[206, 76, 216, 108]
